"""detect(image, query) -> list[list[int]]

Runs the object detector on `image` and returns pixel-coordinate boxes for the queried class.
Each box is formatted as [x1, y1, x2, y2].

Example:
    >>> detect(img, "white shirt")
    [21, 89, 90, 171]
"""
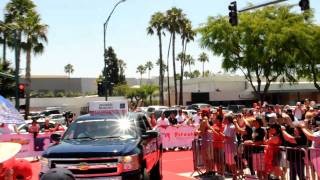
[294, 108, 303, 120]
[193, 114, 201, 125]
[224, 123, 236, 142]
[157, 118, 170, 126]
[176, 115, 186, 124]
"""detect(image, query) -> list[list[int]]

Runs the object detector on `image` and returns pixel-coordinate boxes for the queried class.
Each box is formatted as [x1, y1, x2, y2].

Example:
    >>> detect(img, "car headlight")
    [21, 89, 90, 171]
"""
[121, 154, 140, 172]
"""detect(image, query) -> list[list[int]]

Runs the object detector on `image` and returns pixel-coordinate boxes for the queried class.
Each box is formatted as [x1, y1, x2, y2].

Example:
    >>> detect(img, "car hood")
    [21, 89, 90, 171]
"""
[43, 138, 140, 158]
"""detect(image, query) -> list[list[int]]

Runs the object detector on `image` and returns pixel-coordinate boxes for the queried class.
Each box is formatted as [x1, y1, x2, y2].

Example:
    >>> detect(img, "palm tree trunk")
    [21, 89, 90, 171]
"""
[179, 40, 184, 105]
[25, 48, 32, 119]
[172, 32, 177, 105]
[167, 34, 172, 106]
[158, 32, 164, 105]
[202, 62, 205, 77]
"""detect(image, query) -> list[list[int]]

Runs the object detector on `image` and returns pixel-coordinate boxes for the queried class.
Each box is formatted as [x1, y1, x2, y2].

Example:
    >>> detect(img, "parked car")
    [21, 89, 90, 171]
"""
[40, 109, 61, 117]
[187, 103, 211, 111]
[182, 109, 197, 118]
[227, 105, 246, 114]
[146, 105, 168, 117]
[48, 114, 65, 125]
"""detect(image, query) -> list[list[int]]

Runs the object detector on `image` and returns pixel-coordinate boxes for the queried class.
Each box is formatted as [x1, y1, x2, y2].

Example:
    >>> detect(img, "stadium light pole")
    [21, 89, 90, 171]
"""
[0, 20, 20, 110]
[103, 0, 126, 101]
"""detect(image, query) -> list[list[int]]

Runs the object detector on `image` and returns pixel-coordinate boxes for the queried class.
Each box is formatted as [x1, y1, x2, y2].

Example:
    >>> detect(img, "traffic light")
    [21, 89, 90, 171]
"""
[299, 0, 310, 11]
[229, 1, 238, 26]
[18, 83, 25, 98]
[97, 82, 104, 97]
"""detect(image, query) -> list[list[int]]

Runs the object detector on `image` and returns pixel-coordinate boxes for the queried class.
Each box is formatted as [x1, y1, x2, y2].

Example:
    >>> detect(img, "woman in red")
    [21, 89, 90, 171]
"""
[264, 124, 283, 179]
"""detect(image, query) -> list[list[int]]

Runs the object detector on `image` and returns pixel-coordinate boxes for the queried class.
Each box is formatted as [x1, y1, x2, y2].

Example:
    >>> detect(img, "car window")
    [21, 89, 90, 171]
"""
[147, 108, 155, 112]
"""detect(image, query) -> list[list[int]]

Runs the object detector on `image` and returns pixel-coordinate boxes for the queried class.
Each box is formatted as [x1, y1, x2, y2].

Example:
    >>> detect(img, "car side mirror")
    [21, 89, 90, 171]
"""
[50, 133, 61, 142]
[142, 130, 159, 139]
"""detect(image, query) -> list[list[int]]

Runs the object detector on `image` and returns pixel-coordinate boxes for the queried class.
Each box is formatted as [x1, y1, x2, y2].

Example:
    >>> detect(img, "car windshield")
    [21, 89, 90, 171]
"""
[62, 118, 137, 140]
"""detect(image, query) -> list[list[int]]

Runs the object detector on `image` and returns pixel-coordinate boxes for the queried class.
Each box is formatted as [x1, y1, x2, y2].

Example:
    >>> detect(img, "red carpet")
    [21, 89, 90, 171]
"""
[31, 150, 194, 180]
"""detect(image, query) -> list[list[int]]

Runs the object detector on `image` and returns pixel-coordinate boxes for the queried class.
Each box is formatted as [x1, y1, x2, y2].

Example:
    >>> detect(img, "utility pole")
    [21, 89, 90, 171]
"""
[103, 0, 126, 101]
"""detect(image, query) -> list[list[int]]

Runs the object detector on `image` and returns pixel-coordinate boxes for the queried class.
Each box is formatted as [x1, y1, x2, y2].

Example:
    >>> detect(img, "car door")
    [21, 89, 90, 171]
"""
[138, 115, 158, 173]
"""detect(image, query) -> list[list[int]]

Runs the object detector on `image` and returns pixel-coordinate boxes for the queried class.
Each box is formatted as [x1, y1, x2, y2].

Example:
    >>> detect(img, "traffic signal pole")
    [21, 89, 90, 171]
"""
[238, 0, 288, 12]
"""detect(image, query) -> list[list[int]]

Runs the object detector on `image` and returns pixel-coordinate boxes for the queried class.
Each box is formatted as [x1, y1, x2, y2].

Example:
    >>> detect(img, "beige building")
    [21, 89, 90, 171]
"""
[165, 75, 320, 106]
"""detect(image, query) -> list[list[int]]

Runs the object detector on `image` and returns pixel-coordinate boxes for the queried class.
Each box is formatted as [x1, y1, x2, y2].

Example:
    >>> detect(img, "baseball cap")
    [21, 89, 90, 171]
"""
[13, 159, 32, 180]
[40, 168, 75, 180]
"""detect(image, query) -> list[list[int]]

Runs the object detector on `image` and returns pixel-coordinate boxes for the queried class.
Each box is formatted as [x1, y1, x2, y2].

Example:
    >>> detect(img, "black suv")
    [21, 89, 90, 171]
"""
[40, 112, 162, 180]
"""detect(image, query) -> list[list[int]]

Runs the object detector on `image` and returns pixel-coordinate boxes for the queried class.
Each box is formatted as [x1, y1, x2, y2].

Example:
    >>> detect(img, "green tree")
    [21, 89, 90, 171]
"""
[198, 52, 209, 77]
[113, 84, 129, 96]
[118, 59, 127, 84]
[183, 71, 190, 79]
[104, 46, 119, 96]
[145, 61, 153, 80]
[141, 84, 158, 105]
[147, 11, 166, 105]
[198, 5, 304, 101]
[0, 22, 9, 64]
[296, 24, 320, 91]
[64, 64, 74, 77]
[136, 65, 146, 86]
[165, 7, 186, 105]
[192, 70, 200, 78]
[204, 70, 212, 77]
[0, 59, 15, 97]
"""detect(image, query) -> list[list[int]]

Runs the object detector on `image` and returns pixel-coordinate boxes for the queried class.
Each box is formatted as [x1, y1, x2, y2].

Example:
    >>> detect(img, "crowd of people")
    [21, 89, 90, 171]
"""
[189, 99, 320, 180]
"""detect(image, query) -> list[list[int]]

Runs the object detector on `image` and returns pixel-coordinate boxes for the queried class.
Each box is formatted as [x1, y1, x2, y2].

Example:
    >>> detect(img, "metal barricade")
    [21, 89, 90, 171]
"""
[192, 139, 320, 180]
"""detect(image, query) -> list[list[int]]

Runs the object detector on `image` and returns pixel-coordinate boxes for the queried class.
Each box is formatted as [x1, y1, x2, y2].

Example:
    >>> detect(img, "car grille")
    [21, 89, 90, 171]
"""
[50, 158, 120, 177]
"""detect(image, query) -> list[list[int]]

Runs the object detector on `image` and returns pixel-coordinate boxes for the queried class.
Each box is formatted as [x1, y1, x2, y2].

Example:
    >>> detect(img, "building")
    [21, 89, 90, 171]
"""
[165, 75, 320, 106]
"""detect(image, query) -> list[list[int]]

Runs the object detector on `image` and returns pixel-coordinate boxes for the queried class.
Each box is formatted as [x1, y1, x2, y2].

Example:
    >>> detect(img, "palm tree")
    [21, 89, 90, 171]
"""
[21, 12, 48, 118]
[64, 64, 74, 77]
[165, 7, 185, 105]
[198, 52, 209, 77]
[147, 11, 165, 105]
[5, 0, 46, 119]
[136, 65, 146, 86]
[145, 61, 153, 81]
[193, 70, 201, 78]
[178, 19, 195, 105]
[0, 22, 8, 64]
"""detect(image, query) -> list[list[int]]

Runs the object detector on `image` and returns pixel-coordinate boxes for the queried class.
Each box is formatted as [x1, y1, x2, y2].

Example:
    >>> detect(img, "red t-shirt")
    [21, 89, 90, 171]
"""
[212, 124, 224, 148]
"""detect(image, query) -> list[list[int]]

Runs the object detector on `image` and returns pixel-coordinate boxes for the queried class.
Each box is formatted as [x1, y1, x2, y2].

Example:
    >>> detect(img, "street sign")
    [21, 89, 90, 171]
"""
[88, 100, 128, 116]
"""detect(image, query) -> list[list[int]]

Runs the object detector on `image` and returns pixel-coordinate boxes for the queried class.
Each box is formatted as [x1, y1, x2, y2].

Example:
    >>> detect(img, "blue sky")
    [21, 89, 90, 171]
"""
[0, 0, 319, 78]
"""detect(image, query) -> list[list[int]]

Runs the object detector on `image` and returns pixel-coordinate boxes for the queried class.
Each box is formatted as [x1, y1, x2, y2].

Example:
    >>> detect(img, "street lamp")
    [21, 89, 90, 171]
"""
[0, 21, 20, 110]
[103, 0, 126, 101]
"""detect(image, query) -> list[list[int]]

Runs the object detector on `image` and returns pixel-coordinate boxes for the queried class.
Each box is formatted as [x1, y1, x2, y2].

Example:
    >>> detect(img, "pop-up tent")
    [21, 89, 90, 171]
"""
[0, 95, 25, 124]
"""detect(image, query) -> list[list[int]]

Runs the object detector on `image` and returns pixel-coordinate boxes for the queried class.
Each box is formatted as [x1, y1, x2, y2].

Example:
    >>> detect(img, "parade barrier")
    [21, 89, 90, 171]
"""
[192, 138, 319, 180]
[157, 125, 197, 149]
[0, 131, 62, 158]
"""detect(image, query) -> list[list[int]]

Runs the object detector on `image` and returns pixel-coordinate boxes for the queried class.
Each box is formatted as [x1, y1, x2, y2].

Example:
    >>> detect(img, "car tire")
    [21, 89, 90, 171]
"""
[150, 159, 162, 180]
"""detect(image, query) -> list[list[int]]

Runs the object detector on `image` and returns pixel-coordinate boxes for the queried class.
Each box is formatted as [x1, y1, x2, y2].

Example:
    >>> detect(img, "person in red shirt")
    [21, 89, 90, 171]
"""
[212, 114, 225, 175]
